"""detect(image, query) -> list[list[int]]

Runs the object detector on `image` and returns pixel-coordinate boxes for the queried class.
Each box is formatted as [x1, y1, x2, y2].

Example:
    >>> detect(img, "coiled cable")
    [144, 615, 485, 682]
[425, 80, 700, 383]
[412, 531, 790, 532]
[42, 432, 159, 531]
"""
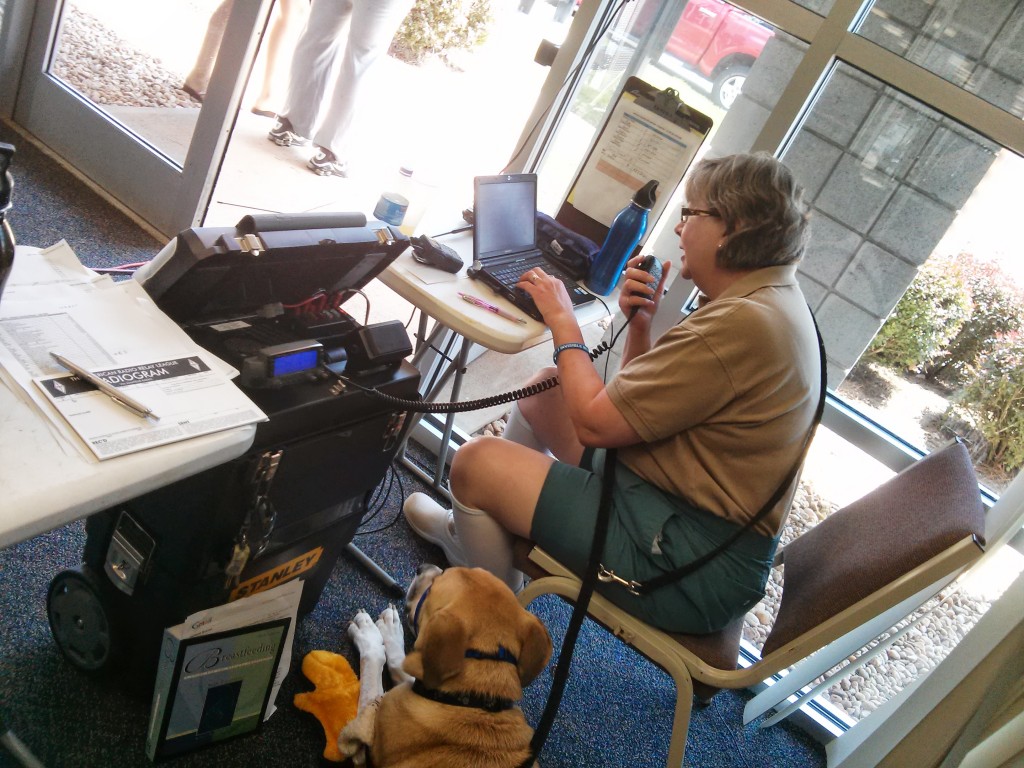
[332, 314, 627, 415]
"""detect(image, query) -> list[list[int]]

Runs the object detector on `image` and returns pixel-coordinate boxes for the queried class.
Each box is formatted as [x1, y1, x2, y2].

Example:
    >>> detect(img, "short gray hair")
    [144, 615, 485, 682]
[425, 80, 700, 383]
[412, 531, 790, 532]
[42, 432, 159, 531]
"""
[685, 152, 810, 270]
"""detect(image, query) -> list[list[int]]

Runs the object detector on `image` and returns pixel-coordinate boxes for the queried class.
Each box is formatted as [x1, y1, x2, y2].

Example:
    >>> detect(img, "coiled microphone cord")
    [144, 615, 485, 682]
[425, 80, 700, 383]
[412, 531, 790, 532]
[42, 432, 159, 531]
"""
[333, 324, 622, 415]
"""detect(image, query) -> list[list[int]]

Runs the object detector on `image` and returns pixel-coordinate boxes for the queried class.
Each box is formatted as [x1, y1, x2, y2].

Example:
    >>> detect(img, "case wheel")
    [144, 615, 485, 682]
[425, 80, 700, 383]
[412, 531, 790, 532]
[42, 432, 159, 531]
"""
[47, 567, 121, 673]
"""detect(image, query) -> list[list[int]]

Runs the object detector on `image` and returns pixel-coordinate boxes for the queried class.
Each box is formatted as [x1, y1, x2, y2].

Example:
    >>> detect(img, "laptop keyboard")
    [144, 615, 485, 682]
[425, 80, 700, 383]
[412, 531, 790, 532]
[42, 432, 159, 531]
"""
[490, 255, 576, 288]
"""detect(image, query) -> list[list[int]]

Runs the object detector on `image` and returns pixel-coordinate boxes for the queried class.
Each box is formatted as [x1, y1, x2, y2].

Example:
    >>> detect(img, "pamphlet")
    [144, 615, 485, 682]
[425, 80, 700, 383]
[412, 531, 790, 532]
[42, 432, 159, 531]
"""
[146, 618, 289, 761]
[33, 354, 267, 460]
[0, 241, 266, 460]
[146, 581, 302, 761]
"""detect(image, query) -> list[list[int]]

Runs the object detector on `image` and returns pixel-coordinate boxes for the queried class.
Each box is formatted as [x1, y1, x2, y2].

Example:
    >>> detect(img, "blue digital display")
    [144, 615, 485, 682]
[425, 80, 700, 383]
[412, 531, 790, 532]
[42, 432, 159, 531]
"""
[271, 348, 320, 376]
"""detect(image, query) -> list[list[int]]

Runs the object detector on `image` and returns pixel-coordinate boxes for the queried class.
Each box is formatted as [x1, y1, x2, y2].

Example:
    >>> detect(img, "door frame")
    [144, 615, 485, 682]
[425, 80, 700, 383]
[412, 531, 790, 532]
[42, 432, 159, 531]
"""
[6, 0, 271, 238]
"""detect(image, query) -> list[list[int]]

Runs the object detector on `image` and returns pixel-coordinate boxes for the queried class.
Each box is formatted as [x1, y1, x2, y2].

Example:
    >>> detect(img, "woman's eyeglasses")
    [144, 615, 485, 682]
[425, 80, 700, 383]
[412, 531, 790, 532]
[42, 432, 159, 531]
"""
[680, 206, 720, 223]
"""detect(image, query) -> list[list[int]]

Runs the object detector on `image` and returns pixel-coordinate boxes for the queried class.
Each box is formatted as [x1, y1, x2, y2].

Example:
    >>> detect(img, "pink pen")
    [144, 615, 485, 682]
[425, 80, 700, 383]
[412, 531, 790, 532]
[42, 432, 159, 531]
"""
[457, 292, 527, 325]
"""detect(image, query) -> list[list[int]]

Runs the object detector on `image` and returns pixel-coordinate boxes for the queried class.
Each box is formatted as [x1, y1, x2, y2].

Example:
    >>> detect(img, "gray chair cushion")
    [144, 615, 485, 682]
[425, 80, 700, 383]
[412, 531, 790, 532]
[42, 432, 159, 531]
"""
[761, 440, 985, 657]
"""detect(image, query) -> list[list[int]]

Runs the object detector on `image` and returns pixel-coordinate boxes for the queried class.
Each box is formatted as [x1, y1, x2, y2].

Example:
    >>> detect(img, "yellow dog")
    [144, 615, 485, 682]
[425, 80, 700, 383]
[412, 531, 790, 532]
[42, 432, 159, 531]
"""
[340, 565, 552, 767]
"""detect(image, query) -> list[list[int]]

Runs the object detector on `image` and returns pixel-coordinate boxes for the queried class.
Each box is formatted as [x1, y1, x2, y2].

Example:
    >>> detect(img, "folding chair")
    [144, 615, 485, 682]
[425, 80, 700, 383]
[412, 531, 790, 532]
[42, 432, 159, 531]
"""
[515, 440, 987, 768]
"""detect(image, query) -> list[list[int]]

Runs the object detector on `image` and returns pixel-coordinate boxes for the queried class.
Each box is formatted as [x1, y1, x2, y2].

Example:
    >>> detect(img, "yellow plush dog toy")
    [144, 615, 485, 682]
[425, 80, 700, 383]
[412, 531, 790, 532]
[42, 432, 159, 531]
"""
[293, 650, 361, 762]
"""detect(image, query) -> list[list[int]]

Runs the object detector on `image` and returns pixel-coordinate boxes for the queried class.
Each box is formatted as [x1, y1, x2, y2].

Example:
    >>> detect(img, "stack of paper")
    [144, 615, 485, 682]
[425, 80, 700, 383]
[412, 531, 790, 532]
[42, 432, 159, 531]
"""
[0, 242, 266, 460]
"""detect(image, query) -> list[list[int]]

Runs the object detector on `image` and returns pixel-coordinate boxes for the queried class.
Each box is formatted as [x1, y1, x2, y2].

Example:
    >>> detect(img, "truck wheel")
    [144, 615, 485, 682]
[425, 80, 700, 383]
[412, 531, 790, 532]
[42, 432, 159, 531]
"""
[713, 65, 750, 109]
[47, 567, 122, 673]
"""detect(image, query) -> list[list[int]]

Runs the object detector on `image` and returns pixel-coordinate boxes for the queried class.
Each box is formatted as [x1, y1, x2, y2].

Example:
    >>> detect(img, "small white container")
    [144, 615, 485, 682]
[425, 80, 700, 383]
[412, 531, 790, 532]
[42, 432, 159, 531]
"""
[394, 166, 437, 236]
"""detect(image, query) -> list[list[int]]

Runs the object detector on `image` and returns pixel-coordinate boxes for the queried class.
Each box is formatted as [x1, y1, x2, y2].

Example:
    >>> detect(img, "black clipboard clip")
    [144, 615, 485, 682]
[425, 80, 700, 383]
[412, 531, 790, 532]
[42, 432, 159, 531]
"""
[647, 84, 710, 133]
[653, 87, 685, 119]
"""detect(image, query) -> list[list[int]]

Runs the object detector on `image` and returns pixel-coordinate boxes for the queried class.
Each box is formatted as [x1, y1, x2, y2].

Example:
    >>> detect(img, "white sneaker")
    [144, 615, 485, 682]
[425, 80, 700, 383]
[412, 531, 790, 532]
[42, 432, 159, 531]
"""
[403, 492, 467, 566]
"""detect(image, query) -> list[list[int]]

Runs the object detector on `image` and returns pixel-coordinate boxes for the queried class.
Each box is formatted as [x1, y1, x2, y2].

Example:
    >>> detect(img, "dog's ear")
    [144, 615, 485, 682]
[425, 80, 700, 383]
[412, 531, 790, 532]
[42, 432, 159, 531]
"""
[403, 607, 469, 688]
[515, 612, 553, 686]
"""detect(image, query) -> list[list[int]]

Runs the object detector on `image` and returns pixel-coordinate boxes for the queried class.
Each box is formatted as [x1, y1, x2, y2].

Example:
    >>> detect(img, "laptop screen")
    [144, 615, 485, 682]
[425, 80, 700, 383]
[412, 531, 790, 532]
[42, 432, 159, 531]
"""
[473, 174, 538, 260]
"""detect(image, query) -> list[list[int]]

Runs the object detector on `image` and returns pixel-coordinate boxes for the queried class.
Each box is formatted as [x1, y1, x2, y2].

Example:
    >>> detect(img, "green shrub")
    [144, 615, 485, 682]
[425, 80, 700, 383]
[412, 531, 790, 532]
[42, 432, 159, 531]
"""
[864, 256, 973, 372]
[954, 332, 1024, 473]
[924, 254, 1024, 385]
[390, 0, 493, 66]
[863, 252, 1024, 475]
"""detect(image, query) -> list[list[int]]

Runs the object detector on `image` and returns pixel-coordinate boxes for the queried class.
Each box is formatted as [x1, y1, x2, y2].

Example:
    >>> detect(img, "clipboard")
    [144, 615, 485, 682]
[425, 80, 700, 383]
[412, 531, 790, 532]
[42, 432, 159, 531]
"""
[555, 76, 714, 249]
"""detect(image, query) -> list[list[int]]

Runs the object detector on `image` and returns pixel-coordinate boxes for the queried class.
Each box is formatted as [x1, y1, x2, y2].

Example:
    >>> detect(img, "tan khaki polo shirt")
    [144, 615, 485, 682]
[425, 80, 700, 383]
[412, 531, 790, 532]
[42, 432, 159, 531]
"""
[607, 265, 821, 537]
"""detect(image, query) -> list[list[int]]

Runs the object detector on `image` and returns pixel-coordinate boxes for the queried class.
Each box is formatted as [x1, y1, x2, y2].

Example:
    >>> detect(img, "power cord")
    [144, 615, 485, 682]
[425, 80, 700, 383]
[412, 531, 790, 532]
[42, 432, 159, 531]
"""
[356, 462, 408, 536]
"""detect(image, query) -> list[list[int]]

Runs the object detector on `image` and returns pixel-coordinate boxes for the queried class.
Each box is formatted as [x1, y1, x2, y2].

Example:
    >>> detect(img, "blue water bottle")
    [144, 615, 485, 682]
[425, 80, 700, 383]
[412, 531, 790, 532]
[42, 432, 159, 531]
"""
[585, 179, 658, 296]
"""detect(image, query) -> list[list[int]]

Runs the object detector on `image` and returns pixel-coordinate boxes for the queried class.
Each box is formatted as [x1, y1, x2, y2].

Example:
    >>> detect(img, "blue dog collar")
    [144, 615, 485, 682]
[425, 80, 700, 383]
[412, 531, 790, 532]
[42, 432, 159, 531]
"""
[465, 646, 518, 665]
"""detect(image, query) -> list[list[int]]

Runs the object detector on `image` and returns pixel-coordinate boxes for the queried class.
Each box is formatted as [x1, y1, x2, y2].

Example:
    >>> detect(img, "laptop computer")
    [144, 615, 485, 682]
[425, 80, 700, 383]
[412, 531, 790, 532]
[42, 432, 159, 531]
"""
[469, 173, 595, 322]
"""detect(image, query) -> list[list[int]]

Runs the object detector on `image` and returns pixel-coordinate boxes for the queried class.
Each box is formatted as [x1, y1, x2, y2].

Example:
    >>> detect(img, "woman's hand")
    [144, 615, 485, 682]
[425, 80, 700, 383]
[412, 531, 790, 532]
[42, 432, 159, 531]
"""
[618, 256, 671, 320]
[516, 267, 577, 329]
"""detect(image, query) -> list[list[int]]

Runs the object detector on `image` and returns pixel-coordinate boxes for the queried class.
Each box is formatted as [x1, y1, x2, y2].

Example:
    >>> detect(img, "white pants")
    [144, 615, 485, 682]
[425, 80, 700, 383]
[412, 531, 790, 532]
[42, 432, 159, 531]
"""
[282, 0, 413, 157]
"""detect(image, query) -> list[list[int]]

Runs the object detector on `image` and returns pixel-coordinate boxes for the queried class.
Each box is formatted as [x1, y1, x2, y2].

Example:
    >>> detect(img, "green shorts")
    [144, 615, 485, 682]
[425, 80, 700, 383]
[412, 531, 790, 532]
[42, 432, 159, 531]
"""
[530, 449, 777, 634]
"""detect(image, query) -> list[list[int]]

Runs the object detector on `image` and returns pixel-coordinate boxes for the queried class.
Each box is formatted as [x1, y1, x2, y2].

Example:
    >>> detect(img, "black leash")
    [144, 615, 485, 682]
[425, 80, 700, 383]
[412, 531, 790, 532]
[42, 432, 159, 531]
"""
[518, 448, 618, 768]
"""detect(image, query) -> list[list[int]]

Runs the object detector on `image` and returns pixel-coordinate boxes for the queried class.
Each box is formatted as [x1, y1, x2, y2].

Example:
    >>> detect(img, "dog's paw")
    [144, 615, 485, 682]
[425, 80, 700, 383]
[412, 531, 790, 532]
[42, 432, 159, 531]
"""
[348, 610, 385, 660]
[377, 605, 407, 664]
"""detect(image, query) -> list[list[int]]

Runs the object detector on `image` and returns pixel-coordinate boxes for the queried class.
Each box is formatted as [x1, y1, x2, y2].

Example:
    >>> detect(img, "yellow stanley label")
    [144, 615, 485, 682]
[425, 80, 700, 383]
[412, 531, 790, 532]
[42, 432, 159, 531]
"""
[230, 546, 324, 601]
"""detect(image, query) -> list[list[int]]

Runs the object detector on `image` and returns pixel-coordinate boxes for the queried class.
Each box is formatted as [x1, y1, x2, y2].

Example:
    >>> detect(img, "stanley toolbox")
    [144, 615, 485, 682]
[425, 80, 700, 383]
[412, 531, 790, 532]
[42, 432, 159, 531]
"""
[45, 213, 421, 684]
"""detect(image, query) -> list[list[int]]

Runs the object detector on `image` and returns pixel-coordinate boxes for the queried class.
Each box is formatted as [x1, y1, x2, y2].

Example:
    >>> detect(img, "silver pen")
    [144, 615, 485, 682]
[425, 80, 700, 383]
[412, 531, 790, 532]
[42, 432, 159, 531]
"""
[50, 352, 160, 420]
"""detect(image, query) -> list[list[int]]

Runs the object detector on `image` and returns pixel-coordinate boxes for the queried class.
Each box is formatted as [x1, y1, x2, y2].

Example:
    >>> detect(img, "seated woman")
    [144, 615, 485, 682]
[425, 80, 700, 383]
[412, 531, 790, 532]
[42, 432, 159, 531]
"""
[404, 152, 820, 634]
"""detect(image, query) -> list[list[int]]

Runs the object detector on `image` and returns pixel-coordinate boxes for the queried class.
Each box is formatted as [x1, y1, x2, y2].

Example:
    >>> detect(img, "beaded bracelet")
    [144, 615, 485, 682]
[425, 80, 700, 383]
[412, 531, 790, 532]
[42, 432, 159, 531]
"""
[552, 342, 591, 365]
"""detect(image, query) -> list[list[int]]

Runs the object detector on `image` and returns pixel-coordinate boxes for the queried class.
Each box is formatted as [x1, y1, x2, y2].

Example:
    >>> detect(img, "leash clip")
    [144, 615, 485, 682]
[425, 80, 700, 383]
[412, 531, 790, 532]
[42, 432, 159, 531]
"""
[597, 565, 642, 596]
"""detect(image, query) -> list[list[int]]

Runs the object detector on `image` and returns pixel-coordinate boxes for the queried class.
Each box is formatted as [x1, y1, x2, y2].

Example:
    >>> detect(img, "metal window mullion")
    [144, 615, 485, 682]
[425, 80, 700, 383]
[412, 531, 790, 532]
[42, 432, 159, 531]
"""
[730, 0, 826, 43]
[834, 35, 1024, 156]
[750, 0, 868, 155]
[508, 0, 615, 174]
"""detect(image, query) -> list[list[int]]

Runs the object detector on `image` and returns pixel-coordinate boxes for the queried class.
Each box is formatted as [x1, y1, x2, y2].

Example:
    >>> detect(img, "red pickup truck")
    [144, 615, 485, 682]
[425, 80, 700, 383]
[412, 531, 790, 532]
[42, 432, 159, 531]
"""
[582, 0, 774, 109]
[663, 0, 773, 108]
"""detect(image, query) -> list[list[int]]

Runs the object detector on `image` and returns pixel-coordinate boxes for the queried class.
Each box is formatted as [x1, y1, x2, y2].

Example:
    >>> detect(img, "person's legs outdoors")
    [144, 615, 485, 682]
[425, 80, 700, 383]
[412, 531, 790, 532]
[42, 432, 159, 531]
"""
[269, 0, 351, 147]
[183, 0, 234, 102]
[252, 0, 311, 117]
[307, 0, 413, 176]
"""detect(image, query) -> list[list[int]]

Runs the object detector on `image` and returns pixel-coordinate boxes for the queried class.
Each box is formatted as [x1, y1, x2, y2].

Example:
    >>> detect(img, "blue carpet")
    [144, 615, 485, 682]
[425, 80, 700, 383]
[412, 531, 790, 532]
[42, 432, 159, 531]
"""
[0, 454, 826, 768]
[0, 118, 827, 767]
[0, 120, 161, 270]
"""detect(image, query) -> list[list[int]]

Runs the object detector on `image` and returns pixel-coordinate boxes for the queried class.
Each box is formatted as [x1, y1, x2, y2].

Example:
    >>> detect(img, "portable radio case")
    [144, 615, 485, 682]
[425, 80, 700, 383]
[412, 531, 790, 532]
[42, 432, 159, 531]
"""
[45, 214, 421, 688]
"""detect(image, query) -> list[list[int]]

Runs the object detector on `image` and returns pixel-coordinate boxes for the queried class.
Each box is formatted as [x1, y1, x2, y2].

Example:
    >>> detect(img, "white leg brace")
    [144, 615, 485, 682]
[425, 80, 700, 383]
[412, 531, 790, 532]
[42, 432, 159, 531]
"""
[502, 401, 550, 454]
[452, 493, 524, 593]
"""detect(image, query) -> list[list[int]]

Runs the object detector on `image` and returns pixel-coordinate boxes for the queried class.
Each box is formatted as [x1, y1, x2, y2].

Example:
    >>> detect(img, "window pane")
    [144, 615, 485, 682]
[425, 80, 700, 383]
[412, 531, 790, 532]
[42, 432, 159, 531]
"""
[789, 0, 836, 15]
[774, 61, 1024, 722]
[48, 0, 220, 167]
[782, 61, 1022, 495]
[858, 0, 1024, 119]
[534, 0, 807, 242]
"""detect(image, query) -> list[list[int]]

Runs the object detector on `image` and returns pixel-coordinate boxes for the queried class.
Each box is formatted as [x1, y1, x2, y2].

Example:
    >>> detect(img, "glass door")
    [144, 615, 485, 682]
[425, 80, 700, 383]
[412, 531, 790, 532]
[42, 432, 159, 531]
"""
[13, 0, 269, 237]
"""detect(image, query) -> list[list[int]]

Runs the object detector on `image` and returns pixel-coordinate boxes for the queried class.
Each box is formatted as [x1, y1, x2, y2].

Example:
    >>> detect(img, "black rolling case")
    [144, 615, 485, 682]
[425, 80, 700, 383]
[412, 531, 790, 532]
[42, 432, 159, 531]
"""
[46, 214, 420, 687]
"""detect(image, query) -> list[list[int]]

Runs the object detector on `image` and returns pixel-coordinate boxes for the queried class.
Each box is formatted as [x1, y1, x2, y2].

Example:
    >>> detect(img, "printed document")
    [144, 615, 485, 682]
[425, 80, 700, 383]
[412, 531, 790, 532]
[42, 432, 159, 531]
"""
[570, 95, 707, 226]
[0, 242, 266, 459]
[146, 581, 303, 759]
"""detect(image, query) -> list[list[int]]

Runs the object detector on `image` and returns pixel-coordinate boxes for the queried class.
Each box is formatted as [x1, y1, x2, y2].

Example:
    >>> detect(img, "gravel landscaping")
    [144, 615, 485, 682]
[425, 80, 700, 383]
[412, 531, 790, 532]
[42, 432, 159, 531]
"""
[51, 5, 201, 110]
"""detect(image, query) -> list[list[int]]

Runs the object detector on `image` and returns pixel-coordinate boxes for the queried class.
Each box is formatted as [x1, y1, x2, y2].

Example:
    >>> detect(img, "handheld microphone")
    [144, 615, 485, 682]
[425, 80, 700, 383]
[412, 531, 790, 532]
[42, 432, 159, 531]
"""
[630, 255, 663, 316]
